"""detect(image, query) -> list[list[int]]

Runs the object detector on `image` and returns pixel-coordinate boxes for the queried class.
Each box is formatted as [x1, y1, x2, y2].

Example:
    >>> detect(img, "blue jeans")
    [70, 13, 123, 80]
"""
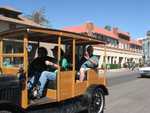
[39, 71, 56, 96]
[27, 71, 41, 90]
[27, 76, 35, 90]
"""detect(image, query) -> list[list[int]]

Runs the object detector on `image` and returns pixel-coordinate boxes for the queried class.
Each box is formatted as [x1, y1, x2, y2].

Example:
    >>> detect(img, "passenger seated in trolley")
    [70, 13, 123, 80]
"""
[38, 46, 69, 98]
[28, 46, 69, 98]
[79, 45, 99, 82]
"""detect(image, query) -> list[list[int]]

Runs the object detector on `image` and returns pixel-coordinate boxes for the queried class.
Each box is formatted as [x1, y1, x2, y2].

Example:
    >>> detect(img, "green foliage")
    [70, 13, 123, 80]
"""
[101, 63, 106, 69]
[123, 63, 128, 68]
[104, 25, 111, 31]
[139, 63, 144, 67]
[102, 63, 121, 69]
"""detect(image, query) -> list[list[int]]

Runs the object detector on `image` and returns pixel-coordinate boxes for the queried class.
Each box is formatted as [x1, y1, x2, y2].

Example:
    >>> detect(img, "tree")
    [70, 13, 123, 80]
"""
[26, 8, 50, 27]
[104, 25, 111, 31]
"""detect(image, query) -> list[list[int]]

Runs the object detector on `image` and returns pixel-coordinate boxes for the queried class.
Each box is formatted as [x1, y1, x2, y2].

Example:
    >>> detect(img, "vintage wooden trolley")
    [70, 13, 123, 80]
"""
[0, 27, 108, 113]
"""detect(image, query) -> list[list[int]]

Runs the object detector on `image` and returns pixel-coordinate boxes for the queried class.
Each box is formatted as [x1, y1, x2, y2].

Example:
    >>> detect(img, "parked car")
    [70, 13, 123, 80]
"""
[139, 66, 150, 77]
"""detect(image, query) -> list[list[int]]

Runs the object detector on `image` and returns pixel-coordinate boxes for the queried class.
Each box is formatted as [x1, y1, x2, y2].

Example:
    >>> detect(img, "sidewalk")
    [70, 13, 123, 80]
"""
[98, 68, 133, 73]
[106, 68, 129, 72]
[106, 68, 138, 78]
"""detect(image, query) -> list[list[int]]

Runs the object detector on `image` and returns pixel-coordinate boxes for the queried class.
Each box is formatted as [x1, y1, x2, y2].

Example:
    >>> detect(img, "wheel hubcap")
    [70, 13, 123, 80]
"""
[89, 88, 104, 113]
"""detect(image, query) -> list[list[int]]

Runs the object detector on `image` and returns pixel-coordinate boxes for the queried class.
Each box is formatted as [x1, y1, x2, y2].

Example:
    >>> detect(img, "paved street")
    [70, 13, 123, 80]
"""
[105, 77, 150, 113]
[107, 69, 139, 86]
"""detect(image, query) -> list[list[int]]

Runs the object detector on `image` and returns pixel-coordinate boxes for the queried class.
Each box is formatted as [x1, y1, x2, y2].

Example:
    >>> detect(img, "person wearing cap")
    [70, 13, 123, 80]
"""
[38, 46, 69, 98]
[79, 45, 99, 82]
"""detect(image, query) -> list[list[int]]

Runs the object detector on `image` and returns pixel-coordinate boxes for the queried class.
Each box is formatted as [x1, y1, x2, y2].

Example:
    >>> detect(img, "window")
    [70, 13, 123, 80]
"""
[2, 39, 24, 67]
[3, 40, 23, 53]
[3, 57, 23, 67]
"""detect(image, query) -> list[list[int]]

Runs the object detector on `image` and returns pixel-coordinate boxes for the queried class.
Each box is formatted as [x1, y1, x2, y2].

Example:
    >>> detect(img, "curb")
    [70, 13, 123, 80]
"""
[106, 68, 129, 72]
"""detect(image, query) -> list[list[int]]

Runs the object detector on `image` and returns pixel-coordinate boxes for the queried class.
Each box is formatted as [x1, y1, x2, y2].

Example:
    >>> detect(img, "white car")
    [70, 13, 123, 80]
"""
[139, 66, 150, 77]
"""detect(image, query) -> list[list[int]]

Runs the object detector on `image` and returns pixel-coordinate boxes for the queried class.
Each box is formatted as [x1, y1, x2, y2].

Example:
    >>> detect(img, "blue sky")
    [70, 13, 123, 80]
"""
[0, 0, 150, 38]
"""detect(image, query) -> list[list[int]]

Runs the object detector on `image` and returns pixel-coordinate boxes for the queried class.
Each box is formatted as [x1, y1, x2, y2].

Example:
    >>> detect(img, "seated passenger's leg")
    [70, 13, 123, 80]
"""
[79, 63, 91, 81]
[39, 71, 56, 96]
[79, 63, 87, 81]
[79, 68, 85, 81]
[27, 76, 35, 90]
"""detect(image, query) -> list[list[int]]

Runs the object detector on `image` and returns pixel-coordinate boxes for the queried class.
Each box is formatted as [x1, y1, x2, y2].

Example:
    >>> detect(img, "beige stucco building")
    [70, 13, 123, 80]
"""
[63, 22, 143, 68]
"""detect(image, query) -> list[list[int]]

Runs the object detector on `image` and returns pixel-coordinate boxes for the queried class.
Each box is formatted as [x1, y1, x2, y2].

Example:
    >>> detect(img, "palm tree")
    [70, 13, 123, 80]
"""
[26, 8, 50, 27]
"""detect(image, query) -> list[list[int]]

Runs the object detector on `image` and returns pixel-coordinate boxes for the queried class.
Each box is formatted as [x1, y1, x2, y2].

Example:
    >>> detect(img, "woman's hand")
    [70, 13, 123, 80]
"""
[45, 61, 53, 65]
[84, 51, 90, 59]
[45, 60, 59, 68]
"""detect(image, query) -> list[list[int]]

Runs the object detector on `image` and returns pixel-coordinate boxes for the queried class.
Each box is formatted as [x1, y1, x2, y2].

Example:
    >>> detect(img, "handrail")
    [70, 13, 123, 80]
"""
[2, 53, 24, 57]
[0, 67, 3, 75]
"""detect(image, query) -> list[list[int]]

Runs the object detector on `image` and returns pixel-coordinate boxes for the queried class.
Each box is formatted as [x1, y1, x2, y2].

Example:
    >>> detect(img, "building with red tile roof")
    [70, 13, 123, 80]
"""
[63, 23, 118, 40]
[63, 22, 142, 46]
[63, 22, 143, 67]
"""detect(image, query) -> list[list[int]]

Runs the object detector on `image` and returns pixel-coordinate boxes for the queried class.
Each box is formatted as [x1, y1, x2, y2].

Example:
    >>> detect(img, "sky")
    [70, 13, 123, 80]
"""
[0, 0, 150, 39]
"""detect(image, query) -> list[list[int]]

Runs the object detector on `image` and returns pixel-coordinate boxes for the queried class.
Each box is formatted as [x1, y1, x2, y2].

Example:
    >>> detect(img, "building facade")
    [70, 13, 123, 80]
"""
[143, 31, 150, 63]
[63, 22, 143, 68]
[0, 7, 43, 32]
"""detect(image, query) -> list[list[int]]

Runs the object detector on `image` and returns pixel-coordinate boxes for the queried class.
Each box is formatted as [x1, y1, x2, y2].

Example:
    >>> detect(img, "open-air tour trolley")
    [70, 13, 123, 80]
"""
[0, 27, 108, 113]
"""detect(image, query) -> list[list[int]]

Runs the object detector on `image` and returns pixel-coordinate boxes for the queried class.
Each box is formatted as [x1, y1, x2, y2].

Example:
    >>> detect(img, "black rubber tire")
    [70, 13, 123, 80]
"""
[87, 87, 105, 113]
[0, 111, 12, 113]
[0, 102, 26, 113]
[140, 74, 144, 78]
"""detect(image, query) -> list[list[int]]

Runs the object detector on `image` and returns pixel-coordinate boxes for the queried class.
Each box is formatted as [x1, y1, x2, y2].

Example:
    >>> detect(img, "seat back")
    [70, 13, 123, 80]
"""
[46, 80, 57, 89]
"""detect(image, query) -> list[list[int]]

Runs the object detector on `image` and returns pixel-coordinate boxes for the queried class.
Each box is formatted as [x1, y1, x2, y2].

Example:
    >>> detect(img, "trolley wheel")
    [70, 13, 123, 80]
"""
[0, 102, 25, 113]
[86, 86, 105, 113]
[0, 110, 13, 113]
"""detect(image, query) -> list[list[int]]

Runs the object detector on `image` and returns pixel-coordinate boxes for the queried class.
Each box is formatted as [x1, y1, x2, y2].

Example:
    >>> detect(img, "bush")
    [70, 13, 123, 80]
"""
[139, 63, 144, 67]
[101, 63, 106, 69]
[101, 64, 121, 69]
[123, 63, 128, 68]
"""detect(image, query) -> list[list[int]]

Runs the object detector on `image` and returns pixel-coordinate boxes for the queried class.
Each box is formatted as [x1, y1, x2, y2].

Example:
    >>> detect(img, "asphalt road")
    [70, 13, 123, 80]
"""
[107, 71, 139, 87]
[105, 77, 150, 113]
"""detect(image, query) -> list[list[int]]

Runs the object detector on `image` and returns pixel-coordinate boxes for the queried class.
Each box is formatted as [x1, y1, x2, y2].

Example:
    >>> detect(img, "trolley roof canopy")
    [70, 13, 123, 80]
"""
[0, 27, 105, 45]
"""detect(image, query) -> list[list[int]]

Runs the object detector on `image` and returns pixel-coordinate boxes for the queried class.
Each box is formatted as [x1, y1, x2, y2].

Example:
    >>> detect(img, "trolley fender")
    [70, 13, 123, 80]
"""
[86, 84, 109, 96]
[82, 84, 108, 105]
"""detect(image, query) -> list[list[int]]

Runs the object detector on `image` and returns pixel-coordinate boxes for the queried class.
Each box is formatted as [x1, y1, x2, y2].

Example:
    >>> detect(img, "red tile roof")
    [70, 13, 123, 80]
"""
[118, 30, 130, 37]
[94, 26, 118, 39]
[63, 24, 118, 40]
[63, 25, 86, 33]
[63, 23, 142, 47]
[129, 40, 142, 46]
